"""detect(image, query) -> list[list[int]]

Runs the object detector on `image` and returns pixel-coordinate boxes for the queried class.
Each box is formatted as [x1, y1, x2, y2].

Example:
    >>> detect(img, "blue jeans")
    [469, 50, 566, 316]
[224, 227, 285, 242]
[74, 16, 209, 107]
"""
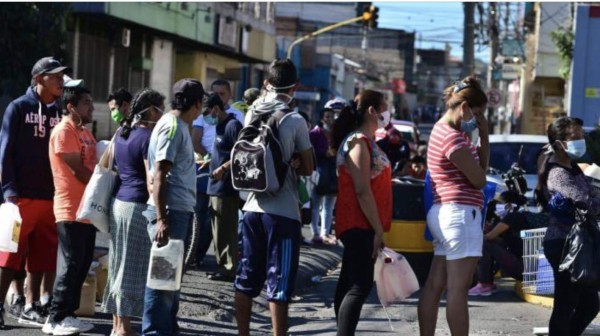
[310, 191, 336, 237]
[195, 165, 213, 264]
[142, 206, 193, 336]
[194, 192, 213, 264]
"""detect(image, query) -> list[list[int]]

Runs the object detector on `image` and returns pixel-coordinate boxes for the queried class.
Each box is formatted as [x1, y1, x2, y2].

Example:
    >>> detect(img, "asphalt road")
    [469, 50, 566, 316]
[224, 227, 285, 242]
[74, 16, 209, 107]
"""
[5, 225, 600, 336]
[1, 226, 343, 336]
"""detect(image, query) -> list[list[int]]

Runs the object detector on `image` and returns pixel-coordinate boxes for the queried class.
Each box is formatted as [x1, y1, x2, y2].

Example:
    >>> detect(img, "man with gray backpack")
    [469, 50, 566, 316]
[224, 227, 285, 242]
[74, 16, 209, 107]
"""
[233, 59, 314, 336]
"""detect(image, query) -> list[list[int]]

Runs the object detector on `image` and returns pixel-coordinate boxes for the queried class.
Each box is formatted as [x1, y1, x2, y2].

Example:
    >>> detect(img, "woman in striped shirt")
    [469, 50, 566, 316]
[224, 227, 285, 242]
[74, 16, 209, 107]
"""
[418, 77, 489, 336]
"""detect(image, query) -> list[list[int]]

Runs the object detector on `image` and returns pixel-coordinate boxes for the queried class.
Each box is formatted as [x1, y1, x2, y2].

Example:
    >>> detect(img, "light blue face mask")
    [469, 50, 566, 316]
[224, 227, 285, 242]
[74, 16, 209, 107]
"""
[460, 117, 478, 133]
[203, 115, 218, 126]
[564, 139, 587, 159]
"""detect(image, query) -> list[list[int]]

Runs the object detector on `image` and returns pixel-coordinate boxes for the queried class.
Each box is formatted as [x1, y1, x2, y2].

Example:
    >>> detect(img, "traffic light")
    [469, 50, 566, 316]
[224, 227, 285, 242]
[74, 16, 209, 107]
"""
[369, 6, 379, 28]
[356, 2, 372, 26]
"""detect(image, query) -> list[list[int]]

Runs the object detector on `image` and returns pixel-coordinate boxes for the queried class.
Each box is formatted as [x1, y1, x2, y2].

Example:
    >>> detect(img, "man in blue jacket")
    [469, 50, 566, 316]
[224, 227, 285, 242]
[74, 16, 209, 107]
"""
[0, 57, 68, 329]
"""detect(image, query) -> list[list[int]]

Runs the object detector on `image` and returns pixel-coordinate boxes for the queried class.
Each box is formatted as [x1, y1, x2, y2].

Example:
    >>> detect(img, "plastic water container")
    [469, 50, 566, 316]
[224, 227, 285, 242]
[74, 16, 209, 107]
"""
[146, 239, 184, 291]
[0, 203, 22, 253]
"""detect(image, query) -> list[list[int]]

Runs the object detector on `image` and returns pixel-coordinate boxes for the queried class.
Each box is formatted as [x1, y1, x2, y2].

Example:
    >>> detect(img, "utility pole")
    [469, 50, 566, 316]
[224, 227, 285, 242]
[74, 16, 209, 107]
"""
[462, 2, 475, 77]
[504, 2, 510, 38]
[487, 2, 499, 134]
[362, 26, 368, 72]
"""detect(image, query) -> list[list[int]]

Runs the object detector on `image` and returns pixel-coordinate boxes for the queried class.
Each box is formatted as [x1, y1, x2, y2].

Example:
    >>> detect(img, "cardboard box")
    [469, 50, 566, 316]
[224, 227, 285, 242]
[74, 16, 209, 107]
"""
[75, 272, 97, 317]
[95, 264, 108, 302]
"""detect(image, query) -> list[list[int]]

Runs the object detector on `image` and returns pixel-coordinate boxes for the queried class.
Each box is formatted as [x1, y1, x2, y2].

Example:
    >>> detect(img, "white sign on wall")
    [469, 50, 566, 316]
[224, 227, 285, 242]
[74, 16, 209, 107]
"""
[502, 64, 521, 80]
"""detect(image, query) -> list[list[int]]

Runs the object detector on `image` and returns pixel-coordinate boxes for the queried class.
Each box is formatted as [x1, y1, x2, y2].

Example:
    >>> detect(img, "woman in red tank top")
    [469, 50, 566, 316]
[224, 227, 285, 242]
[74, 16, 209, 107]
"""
[330, 90, 392, 335]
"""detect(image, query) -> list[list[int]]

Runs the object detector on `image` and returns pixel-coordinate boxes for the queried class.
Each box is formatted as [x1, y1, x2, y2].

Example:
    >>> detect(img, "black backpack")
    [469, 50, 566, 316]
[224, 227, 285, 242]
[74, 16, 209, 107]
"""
[230, 109, 295, 193]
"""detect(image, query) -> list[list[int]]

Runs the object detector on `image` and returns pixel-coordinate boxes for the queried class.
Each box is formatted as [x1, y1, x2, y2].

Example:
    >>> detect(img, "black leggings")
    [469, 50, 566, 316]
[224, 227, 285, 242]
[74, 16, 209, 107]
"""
[544, 239, 600, 336]
[334, 228, 375, 336]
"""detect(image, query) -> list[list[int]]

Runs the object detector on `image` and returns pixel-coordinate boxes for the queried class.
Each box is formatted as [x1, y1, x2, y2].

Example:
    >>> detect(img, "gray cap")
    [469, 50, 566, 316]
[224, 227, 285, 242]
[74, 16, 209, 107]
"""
[31, 57, 70, 77]
[172, 78, 206, 102]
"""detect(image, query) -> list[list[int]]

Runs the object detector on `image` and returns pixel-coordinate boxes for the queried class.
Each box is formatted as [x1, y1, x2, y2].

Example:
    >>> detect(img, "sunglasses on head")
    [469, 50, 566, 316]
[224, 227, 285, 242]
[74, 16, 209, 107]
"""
[453, 80, 470, 93]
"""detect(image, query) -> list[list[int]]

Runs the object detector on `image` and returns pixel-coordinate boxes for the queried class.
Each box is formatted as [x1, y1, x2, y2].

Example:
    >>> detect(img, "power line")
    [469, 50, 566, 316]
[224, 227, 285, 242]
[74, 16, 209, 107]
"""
[540, 4, 571, 27]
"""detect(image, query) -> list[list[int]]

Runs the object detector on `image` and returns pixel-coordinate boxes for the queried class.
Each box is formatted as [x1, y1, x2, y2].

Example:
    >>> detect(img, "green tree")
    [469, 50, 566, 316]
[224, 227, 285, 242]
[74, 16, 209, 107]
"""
[0, 3, 70, 98]
[550, 28, 574, 80]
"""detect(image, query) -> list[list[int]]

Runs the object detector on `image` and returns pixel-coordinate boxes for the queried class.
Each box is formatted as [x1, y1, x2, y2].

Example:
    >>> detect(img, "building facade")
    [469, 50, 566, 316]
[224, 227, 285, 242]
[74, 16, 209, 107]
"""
[70, 2, 276, 139]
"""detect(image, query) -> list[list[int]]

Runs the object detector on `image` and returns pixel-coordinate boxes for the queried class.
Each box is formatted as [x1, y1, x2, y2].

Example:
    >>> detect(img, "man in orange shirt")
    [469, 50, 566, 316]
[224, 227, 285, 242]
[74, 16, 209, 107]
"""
[42, 86, 96, 336]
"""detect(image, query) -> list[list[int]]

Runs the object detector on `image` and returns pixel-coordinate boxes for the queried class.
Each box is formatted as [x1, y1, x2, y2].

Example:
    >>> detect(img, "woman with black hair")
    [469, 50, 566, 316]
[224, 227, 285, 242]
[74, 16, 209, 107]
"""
[331, 90, 392, 335]
[102, 88, 165, 336]
[538, 116, 600, 336]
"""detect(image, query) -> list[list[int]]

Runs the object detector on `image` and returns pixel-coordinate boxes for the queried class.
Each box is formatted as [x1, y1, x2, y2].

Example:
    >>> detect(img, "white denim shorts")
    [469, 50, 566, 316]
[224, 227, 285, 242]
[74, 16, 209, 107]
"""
[427, 203, 483, 260]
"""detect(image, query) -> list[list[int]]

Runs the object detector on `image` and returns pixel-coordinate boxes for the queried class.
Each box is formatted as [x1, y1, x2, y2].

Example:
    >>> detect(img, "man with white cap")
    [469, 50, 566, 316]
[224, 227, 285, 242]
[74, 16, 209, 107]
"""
[308, 98, 346, 244]
[324, 97, 347, 119]
[63, 75, 83, 88]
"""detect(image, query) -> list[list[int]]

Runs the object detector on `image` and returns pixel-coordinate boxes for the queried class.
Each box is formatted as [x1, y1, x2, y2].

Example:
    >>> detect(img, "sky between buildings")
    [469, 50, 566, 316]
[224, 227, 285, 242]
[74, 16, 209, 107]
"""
[376, 1, 490, 62]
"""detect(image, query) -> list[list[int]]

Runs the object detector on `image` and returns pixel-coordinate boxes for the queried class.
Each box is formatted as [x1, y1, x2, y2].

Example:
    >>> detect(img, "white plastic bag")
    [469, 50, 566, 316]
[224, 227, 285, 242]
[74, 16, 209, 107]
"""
[0, 203, 22, 253]
[77, 136, 117, 232]
[147, 239, 184, 291]
[374, 247, 420, 307]
[301, 170, 320, 196]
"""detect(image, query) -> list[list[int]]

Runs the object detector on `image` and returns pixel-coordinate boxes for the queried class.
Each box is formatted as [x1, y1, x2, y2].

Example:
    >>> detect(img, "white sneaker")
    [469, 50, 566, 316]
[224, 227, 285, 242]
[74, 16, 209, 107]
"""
[41, 317, 57, 335]
[70, 316, 93, 333]
[51, 316, 85, 335]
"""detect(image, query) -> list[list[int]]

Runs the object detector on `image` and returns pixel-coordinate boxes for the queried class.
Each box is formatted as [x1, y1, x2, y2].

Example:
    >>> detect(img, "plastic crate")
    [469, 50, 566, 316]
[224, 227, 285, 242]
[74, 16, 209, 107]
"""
[520, 227, 554, 295]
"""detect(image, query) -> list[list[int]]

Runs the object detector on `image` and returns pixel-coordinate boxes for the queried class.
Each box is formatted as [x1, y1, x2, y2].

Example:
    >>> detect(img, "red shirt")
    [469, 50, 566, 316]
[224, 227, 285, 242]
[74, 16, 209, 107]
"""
[335, 132, 392, 237]
[427, 122, 483, 208]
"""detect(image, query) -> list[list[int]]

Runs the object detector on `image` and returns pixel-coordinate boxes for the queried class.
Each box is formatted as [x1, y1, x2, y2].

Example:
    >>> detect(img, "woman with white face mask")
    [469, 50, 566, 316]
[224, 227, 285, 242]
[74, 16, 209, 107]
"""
[103, 88, 165, 336]
[330, 90, 392, 334]
[536, 116, 600, 336]
[418, 76, 489, 336]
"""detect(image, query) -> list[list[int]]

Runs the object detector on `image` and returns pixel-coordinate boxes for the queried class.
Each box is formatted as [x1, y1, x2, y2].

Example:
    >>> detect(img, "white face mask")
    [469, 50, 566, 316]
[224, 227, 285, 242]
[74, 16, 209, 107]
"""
[378, 110, 391, 129]
[562, 139, 587, 159]
[265, 83, 295, 106]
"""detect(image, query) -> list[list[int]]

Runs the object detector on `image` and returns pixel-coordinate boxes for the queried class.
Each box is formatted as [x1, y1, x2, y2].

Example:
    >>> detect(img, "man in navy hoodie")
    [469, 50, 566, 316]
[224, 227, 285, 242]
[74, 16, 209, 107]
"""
[0, 57, 68, 329]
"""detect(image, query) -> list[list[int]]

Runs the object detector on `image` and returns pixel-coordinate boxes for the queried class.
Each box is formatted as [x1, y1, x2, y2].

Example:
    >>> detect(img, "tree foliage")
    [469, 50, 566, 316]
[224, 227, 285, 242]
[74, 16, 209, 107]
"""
[550, 28, 574, 80]
[0, 3, 70, 98]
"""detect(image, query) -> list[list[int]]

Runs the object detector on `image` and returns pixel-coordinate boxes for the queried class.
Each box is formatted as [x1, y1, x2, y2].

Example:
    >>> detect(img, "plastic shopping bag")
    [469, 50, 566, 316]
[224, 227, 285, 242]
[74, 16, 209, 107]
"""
[301, 170, 320, 196]
[0, 202, 22, 253]
[374, 247, 420, 307]
[77, 137, 117, 232]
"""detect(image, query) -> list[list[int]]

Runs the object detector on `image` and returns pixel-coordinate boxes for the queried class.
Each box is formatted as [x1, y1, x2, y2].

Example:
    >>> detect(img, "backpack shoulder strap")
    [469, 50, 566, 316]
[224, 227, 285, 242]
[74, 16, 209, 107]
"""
[267, 108, 294, 138]
[270, 108, 296, 126]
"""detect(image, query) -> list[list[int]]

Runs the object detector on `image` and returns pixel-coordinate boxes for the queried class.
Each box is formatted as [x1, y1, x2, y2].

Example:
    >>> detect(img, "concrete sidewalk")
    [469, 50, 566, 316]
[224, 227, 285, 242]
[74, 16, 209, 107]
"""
[2, 226, 343, 335]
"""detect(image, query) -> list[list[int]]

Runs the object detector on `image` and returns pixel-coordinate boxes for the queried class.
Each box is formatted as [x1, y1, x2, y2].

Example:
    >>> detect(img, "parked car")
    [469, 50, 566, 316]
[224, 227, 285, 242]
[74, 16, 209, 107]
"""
[375, 119, 421, 152]
[487, 134, 547, 205]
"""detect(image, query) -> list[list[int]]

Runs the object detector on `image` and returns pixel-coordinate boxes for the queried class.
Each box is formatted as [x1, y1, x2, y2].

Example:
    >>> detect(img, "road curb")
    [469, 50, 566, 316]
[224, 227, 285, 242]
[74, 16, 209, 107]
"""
[514, 281, 554, 308]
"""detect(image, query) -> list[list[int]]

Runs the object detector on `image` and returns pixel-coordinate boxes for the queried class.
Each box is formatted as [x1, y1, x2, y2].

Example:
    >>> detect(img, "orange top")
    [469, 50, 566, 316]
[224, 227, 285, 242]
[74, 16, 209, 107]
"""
[49, 118, 96, 223]
[335, 132, 392, 238]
